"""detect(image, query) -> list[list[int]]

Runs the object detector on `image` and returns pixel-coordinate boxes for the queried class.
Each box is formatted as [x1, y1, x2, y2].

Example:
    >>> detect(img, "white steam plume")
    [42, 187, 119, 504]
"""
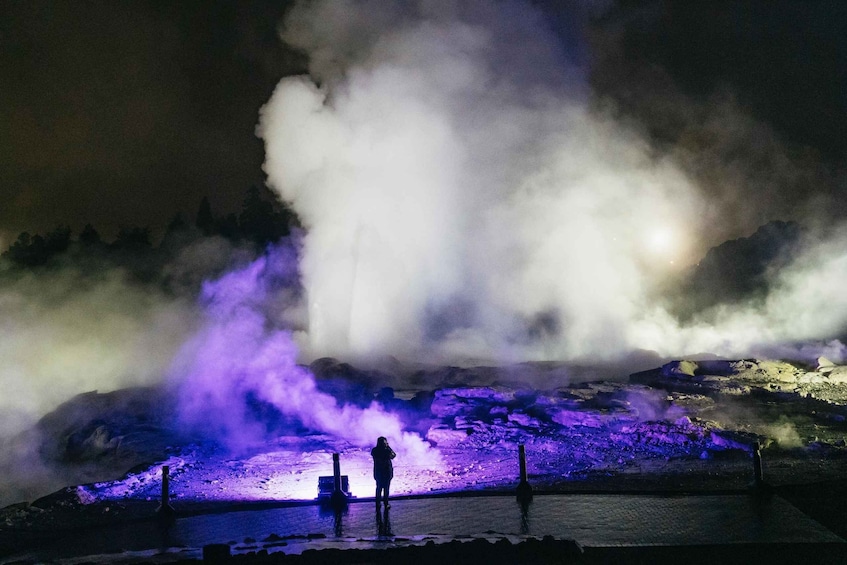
[260, 0, 703, 364]
[633, 228, 847, 363]
[260, 0, 847, 364]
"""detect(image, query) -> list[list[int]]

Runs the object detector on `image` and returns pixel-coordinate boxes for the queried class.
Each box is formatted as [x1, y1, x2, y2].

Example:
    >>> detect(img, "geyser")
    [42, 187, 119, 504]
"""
[259, 0, 704, 364]
[260, 0, 847, 365]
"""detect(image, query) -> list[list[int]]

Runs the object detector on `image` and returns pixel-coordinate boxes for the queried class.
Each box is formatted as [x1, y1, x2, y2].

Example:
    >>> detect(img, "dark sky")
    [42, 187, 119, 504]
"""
[0, 0, 305, 246]
[2, 0, 846, 249]
[591, 1, 847, 158]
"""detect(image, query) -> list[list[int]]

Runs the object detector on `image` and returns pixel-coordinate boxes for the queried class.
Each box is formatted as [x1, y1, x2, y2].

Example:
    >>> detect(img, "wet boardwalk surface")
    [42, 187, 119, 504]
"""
[173, 494, 843, 546]
[8, 493, 845, 562]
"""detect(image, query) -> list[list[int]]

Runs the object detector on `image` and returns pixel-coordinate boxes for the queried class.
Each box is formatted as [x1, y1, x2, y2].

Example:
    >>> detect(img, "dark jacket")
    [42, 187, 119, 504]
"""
[371, 443, 396, 484]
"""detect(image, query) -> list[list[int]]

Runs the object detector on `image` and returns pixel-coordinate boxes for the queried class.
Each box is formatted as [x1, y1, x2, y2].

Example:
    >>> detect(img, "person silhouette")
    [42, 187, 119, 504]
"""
[371, 436, 396, 508]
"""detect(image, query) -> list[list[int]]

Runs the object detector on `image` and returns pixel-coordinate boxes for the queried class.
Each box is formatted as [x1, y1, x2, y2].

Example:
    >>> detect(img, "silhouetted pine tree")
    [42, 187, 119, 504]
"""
[195, 196, 215, 236]
[160, 212, 198, 254]
[44, 225, 71, 255]
[216, 212, 240, 240]
[2, 226, 72, 266]
[111, 226, 152, 251]
[239, 185, 297, 247]
[79, 223, 102, 246]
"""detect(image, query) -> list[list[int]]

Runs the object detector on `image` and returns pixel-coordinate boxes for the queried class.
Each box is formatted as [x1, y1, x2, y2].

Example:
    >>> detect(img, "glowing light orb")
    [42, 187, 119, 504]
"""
[644, 227, 675, 257]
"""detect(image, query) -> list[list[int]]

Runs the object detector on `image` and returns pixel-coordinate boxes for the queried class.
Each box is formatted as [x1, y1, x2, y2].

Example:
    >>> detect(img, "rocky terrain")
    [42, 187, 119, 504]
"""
[3, 356, 847, 537]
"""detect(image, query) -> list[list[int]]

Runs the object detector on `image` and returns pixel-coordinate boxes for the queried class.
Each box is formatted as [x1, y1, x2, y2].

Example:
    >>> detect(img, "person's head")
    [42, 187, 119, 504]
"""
[377, 436, 388, 447]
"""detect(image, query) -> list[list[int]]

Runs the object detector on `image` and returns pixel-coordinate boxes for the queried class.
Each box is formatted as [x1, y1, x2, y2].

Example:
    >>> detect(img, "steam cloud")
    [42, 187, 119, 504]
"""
[259, 0, 847, 365]
[259, 0, 702, 363]
[0, 269, 195, 436]
[170, 241, 436, 464]
[0, 267, 197, 505]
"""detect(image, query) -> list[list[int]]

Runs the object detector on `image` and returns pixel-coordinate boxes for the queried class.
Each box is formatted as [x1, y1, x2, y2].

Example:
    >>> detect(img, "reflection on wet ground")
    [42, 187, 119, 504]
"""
[10, 492, 844, 562]
[186, 494, 840, 547]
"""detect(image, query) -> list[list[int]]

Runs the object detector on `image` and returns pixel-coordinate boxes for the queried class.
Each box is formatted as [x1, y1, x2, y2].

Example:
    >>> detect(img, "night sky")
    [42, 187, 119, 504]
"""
[2, 0, 846, 252]
[1, 0, 305, 246]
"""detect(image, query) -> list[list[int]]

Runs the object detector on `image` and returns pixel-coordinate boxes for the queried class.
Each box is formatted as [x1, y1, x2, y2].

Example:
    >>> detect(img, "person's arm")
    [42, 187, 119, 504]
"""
[388, 446, 396, 459]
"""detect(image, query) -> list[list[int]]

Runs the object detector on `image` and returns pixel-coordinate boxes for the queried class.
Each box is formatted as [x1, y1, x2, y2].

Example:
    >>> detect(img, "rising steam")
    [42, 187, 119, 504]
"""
[259, 0, 703, 364]
[259, 0, 847, 365]
[170, 241, 436, 464]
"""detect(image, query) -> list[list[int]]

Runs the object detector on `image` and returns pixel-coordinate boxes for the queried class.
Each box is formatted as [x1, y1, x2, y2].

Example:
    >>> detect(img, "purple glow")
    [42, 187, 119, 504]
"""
[76, 359, 841, 505]
[169, 242, 438, 466]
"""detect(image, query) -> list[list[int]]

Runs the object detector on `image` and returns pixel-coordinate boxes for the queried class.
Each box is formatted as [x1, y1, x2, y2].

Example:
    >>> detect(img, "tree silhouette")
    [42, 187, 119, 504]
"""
[3, 226, 71, 266]
[79, 223, 102, 246]
[239, 185, 297, 246]
[160, 212, 197, 254]
[216, 212, 240, 240]
[195, 196, 215, 236]
[44, 225, 71, 255]
[4, 232, 35, 265]
[112, 226, 152, 251]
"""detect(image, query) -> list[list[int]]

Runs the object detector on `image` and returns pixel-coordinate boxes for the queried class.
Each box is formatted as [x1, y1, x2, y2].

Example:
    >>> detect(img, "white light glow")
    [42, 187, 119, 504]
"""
[645, 227, 675, 256]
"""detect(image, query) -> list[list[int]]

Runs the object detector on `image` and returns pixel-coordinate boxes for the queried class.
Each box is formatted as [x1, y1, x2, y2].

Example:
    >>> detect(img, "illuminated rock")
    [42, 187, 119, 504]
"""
[551, 410, 605, 429]
[425, 426, 469, 446]
[827, 368, 847, 384]
[817, 357, 836, 373]
[506, 412, 542, 429]
[430, 387, 513, 418]
[662, 360, 698, 378]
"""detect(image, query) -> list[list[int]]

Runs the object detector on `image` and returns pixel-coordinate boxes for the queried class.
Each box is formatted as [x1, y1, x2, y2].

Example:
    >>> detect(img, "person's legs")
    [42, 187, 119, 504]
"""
[376, 483, 388, 503]
[383, 481, 391, 507]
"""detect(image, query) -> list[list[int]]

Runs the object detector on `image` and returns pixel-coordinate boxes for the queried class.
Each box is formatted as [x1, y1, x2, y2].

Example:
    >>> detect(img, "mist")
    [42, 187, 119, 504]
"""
[259, 0, 703, 364]
[169, 240, 437, 464]
[259, 0, 847, 366]
[0, 264, 198, 505]
[0, 268, 195, 436]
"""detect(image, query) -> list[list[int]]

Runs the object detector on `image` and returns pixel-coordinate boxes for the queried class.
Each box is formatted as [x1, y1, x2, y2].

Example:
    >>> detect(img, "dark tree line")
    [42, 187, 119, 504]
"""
[1, 185, 299, 273]
[193, 185, 297, 245]
[3, 226, 73, 267]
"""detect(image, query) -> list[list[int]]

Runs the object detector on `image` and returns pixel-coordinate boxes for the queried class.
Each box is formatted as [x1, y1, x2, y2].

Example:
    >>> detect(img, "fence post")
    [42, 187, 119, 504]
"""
[748, 441, 773, 498]
[156, 465, 175, 519]
[516, 444, 533, 502]
[752, 441, 764, 487]
[330, 453, 348, 509]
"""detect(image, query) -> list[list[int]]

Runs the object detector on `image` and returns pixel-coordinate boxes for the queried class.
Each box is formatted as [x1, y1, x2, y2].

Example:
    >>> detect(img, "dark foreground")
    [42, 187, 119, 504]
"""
[199, 537, 845, 565]
[3, 480, 846, 565]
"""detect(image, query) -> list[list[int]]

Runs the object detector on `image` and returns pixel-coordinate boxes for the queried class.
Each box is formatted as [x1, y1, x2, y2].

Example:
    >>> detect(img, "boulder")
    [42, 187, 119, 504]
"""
[552, 410, 605, 429]
[425, 426, 468, 446]
[661, 360, 698, 378]
[817, 357, 836, 373]
[506, 412, 541, 428]
[827, 366, 847, 384]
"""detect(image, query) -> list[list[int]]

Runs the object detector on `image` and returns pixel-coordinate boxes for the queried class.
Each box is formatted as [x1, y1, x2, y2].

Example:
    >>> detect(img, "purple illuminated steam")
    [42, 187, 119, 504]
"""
[169, 242, 438, 466]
